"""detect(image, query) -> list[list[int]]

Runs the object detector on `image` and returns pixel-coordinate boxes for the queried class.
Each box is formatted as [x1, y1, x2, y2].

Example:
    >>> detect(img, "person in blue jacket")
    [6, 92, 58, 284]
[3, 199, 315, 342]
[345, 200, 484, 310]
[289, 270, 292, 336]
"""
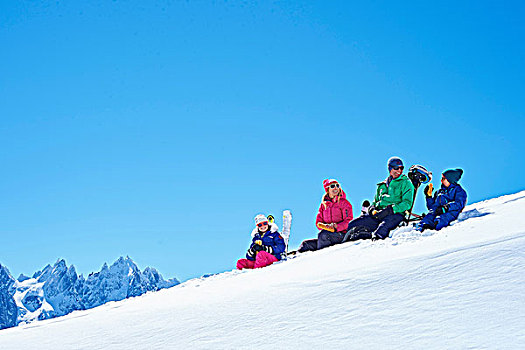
[237, 214, 286, 269]
[415, 168, 467, 232]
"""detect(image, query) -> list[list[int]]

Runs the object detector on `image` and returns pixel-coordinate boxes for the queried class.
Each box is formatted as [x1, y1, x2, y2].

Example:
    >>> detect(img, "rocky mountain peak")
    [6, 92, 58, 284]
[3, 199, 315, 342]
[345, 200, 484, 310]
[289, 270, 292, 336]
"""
[1, 257, 179, 330]
[0, 264, 18, 330]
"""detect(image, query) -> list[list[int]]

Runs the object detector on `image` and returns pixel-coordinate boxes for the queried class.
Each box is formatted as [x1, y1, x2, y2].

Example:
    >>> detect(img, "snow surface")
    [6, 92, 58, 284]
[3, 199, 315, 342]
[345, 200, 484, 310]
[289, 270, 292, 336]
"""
[13, 279, 53, 324]
[1, 191, 524, 349]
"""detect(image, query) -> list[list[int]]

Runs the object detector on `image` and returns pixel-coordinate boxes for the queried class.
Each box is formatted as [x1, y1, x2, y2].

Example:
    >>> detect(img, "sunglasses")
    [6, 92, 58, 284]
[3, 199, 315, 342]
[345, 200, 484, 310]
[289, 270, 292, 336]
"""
[329, 183, 340, 189]
[257, 222, 269, 227]
[392, 166, 404, 171]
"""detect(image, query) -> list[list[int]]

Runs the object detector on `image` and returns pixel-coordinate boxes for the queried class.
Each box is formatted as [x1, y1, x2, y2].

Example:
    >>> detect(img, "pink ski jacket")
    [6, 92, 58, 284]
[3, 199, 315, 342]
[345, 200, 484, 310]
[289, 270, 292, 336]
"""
[315, 190, 354, 233]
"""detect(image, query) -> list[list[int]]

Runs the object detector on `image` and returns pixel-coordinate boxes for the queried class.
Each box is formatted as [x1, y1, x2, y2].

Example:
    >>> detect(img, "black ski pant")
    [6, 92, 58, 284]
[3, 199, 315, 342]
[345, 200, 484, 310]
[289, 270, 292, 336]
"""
[346, 213, 405, 240]
[298, 230, 345, 252]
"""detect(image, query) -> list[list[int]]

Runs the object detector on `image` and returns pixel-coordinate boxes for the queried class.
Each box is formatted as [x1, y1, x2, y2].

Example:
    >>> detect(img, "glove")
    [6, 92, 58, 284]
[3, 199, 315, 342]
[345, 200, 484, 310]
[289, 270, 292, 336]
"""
[261, 245, 274, 254]
[368, 206, 377, 216]
[424, 183, 433, 197]
[435, 204, 448, 216]
[372, 205, 394, 221]
[317, 222, 336, 232]
[361, 200, 371, 215]
[254, 240, 262, 246]
[251, 244, 264, 252]
[247, 247, 256, 258]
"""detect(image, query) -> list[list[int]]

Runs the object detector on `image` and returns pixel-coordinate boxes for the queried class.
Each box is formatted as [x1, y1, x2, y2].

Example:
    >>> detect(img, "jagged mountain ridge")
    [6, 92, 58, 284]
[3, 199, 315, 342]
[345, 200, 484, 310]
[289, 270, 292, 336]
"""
[0, 256, 179, 329]
[0, 266, 18, 330]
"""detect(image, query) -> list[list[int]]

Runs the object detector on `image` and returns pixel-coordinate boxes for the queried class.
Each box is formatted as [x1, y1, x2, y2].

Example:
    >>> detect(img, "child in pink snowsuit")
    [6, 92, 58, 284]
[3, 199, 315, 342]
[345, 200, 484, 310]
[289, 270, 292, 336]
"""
[236, 214, 286, 270]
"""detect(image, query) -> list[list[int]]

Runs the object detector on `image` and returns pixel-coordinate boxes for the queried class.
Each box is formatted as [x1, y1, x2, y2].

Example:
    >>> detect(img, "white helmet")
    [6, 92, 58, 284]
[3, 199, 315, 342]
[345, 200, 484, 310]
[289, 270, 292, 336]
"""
[254, 214, 268, 226]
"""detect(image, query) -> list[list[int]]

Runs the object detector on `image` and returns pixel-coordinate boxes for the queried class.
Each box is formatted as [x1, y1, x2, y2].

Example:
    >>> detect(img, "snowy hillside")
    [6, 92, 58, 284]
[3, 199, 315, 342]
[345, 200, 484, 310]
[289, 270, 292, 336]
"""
[1, 191, 524, 349]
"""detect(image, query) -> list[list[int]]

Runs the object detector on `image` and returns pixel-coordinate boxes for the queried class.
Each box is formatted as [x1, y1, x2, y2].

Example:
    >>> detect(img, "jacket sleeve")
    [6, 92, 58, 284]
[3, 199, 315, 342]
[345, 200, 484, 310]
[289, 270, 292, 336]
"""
[372, 185, 381, 207]
[446, 186, 467, 213]
[392, 179, 414, 214]
[245, 236, 256, 260]
[246, 248, 255, 261]
[270, 233, 286, 256]
[315, 203, 324, 226]
[335, 199, 354, 232]
[425, 193, 436, 210]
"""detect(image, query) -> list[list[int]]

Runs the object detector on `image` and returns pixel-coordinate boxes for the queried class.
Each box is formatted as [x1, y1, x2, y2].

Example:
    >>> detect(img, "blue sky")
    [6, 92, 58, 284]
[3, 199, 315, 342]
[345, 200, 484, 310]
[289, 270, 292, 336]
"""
[1, 1, 524, 281]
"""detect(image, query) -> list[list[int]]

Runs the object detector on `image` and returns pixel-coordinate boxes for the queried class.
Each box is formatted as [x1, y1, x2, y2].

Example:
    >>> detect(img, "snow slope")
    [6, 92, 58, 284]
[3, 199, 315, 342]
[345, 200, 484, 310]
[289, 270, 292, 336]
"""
[1, 191, 524, 349]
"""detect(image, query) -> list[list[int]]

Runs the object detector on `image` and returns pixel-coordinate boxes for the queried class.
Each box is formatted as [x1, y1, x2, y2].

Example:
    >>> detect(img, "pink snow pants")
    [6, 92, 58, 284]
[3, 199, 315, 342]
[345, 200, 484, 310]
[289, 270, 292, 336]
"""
[236, 251, 279, 270]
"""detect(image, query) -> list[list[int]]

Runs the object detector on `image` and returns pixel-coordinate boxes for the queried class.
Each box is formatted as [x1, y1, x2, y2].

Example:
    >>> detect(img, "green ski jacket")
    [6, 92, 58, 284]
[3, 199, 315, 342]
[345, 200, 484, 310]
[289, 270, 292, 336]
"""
[372, 174, 415, 215]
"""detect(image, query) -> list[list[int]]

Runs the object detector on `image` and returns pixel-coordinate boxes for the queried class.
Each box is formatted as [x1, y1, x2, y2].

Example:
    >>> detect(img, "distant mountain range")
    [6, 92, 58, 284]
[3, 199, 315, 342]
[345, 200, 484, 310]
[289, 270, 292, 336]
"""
[0, 256, 179, 330]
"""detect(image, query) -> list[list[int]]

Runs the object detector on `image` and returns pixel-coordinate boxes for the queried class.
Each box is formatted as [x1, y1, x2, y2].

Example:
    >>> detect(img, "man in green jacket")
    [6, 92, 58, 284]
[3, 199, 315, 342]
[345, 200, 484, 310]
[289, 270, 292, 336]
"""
[345, 157, 414, 241]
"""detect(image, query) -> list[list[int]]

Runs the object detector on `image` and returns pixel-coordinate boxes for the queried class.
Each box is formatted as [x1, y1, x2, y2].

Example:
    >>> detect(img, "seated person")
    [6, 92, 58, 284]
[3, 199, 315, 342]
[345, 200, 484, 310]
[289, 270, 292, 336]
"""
[345, 157, 414, 241]
[298, 179, 353, 252]
[237, 214, 286, 270]
[415, 168, 467, 231]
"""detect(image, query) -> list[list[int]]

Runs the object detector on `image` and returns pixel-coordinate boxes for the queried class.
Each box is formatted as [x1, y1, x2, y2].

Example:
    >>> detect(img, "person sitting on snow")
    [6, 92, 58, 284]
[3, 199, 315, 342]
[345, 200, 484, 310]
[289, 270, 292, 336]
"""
[297, 179, 354, 252]
[236, 214, 286, 270]
[345, 157, 414, 241]
[415, 168, 467, 232]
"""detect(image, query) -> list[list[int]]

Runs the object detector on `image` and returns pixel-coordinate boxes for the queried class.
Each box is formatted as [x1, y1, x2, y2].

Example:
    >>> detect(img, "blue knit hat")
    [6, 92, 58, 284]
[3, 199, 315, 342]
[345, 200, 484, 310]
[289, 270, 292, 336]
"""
[387, 157, 404, 171]
[442, 168, 463, 184]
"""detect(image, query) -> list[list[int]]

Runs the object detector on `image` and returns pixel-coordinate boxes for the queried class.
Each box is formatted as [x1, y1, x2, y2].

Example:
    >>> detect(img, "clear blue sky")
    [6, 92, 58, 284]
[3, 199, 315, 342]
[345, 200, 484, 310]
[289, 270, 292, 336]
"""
[1, 1, 524, 282]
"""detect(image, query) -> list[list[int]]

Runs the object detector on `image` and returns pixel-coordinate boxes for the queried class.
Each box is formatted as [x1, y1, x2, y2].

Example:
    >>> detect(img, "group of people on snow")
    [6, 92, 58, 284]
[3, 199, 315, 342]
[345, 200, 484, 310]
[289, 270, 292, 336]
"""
[237, 156, 467, 270]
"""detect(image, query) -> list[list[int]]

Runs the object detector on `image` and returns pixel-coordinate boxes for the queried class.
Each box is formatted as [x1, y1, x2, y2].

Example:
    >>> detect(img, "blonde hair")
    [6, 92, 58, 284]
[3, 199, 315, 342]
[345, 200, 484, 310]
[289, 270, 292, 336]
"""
[321, 188, 342, 209]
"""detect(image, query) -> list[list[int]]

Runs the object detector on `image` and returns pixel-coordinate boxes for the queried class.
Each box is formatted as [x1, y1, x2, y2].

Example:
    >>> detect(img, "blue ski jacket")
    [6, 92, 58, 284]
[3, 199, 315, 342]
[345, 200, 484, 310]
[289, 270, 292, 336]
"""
[247, 228, 286, 261]
[426, 183, 467, 219]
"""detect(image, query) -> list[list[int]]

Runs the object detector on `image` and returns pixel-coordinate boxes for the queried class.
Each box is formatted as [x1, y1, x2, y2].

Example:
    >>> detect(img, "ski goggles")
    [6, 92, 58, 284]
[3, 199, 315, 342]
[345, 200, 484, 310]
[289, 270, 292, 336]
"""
[257, 222, 269, 227]
[329, 183, 340, 189]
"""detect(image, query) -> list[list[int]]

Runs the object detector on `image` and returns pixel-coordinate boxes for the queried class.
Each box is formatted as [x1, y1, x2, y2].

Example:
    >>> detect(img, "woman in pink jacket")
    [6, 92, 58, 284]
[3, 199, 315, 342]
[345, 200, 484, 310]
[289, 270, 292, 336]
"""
[298, 179, 354, 252]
